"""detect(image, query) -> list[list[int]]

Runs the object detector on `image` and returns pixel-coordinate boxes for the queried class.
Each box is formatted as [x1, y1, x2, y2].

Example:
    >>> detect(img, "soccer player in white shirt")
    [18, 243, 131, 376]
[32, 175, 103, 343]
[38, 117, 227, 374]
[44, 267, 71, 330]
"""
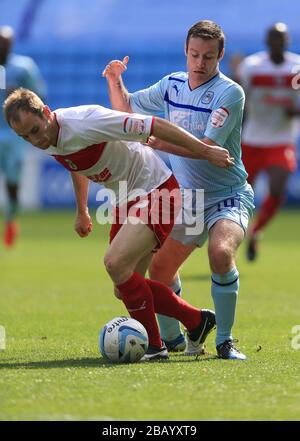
[3, 87, 232, 360]
[237, 23, 300, 260]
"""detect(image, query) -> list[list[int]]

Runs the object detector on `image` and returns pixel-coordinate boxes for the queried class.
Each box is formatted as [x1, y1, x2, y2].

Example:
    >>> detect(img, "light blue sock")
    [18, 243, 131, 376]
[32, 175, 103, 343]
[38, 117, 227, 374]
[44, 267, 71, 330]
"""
[157, 277, 183, 342]
[211, 267, 239, 347]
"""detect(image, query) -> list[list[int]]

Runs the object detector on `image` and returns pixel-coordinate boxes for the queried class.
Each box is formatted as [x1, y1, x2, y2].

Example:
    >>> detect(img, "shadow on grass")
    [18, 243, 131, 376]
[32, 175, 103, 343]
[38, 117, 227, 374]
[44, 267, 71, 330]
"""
[0, 357, 106, 369]
[0, 354, 218, 369]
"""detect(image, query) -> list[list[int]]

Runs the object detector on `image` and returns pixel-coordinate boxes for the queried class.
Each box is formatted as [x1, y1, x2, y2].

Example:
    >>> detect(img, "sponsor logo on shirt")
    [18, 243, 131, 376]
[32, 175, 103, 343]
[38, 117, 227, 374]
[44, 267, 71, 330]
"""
[88, 168, 112, 183]
[211, 107, 229, 128]
[201, 90, 214, 104]
[123, 117, 146, 135]
[170, 110, 206, 134]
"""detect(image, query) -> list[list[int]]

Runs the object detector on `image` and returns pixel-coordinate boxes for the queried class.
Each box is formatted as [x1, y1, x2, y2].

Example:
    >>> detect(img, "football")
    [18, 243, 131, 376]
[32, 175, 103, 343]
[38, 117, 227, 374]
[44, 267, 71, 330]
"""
[99, 316, 149, 363]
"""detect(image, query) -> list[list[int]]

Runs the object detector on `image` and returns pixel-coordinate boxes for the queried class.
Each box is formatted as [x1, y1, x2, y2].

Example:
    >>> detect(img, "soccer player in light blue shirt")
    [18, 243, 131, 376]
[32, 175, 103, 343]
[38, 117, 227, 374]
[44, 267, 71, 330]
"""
[103, 20, 254, 360]
[0, 26, 46, 247]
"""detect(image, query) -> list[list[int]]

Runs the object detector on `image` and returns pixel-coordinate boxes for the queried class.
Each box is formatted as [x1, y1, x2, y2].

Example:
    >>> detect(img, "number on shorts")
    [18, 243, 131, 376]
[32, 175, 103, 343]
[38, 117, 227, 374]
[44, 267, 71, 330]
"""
[217, 197, 237, 212]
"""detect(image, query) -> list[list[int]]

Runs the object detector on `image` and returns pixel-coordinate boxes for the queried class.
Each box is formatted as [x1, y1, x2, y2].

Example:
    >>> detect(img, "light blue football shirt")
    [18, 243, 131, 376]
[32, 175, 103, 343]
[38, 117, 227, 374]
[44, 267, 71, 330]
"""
[0, 53, 46, 132]
[130, 71, 248, 193]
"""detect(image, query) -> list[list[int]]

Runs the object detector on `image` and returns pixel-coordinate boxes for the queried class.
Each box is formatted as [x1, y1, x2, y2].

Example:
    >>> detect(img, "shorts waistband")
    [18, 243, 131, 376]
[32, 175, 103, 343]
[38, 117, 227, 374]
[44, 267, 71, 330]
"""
[185, 182, 250, 198]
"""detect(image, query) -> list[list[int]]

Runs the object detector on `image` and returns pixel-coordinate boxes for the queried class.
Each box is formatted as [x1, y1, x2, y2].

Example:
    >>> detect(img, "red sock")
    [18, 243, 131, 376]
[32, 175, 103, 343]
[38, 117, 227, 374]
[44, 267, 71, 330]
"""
[146, 279, 201, 331]
[116, 272, 162, 347]
[252, 195, 284, 236]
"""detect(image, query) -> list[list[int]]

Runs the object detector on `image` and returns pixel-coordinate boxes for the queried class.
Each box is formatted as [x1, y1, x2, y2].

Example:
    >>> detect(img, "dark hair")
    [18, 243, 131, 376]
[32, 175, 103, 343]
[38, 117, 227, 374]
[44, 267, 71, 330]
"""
[3, 87, 44, 126]
[186, 20, 225, 55]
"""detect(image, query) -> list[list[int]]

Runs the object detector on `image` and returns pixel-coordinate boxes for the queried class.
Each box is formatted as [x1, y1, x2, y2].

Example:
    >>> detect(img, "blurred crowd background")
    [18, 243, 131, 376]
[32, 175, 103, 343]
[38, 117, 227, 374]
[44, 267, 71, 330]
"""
[1, 0, 300, 209]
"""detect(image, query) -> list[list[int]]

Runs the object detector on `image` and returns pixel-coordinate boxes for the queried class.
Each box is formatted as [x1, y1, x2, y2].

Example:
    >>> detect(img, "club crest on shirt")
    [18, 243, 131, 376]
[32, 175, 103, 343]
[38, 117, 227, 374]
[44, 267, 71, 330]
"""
[201, 90, 214, 104]
[123, 117, 146, 135]
[211, 107, 229, 128]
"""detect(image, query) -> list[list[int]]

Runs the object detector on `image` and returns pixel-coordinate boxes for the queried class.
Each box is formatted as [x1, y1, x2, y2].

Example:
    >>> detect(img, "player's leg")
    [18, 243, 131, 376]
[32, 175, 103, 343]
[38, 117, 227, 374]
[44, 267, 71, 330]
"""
[4, 182, 19, 244]
[208, 219, 246, 359]
[206, 187, 254, 359]
[149, 237, 196, 351]
[106, 220, 213, 359]
[247, 145, 296, 261]
[2, 139, 24, 247]
[135, 253, 153, 277]
[248, 165, 290, 260]
[105, 219, 164, 345]
[242, 144, 262, 260]
[113, 253, 152, 300]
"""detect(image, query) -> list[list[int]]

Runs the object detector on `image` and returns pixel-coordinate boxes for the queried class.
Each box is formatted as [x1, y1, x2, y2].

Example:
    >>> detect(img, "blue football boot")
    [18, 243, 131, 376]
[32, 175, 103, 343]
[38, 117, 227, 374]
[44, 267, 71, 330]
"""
[216, 339, 246, 360]
[163, 333, 186, 352]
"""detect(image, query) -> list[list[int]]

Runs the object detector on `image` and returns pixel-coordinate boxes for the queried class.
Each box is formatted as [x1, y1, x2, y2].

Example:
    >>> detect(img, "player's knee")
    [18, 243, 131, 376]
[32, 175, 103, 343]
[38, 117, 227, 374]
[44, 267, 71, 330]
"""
[209, 243, 233, 273]
[104, 253, 120, 276]
[104, 252, 131, 281]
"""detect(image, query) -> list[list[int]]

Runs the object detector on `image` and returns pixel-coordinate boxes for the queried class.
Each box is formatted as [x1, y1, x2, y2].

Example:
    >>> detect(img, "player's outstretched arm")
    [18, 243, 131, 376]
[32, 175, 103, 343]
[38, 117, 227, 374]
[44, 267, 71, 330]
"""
[151, 117, 234, 168]
[70, 172, 93, 238]
[147, 136, 205, 159]
[102, 56, 132, 113]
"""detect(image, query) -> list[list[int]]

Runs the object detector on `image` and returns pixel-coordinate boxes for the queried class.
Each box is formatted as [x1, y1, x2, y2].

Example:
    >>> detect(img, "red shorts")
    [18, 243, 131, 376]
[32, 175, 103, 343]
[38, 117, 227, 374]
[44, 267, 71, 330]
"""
[242, 143, 297, 183]
[109, 175, 181, 251]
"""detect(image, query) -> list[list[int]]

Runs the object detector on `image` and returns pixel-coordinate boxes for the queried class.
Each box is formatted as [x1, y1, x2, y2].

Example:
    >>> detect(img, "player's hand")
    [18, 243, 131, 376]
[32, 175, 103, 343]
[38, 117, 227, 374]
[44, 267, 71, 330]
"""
[147, 136, 163, 149]
[102, 56, 129, 79]
[74, 211, 93, 238]
[207, 146, 235, 168]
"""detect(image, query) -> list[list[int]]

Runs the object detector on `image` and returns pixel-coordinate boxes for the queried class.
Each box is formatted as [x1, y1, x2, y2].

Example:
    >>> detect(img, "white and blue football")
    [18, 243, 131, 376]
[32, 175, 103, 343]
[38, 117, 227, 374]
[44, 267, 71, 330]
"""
[99, 317, 149, 363]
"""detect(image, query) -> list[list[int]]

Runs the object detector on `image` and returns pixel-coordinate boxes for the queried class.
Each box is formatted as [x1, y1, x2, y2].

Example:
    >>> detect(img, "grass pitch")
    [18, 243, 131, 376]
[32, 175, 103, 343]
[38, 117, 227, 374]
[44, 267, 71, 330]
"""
[0, 210, 300, 421]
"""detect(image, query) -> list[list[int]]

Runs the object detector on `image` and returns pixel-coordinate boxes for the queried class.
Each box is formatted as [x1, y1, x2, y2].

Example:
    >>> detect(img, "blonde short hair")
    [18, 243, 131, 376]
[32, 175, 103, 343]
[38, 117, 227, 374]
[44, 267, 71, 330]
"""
[3, 87, 44, 126]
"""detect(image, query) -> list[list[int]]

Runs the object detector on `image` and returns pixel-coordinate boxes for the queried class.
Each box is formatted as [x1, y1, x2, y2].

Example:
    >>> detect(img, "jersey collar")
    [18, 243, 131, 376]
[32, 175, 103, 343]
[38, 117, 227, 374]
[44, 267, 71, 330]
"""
[188, 71, 220, 91]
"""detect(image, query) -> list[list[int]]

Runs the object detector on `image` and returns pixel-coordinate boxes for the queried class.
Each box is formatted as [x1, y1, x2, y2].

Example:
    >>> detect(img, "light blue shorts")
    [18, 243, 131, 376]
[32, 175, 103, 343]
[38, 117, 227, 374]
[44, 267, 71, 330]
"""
[170, 183, 255, 247]
[0, 133, 28, 184]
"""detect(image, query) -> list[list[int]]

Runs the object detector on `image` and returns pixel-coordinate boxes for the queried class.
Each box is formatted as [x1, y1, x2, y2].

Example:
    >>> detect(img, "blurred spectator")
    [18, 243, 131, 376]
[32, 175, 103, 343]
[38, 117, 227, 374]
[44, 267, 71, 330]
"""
[0, 26, 46, 247]
[236, 23, 300, 260]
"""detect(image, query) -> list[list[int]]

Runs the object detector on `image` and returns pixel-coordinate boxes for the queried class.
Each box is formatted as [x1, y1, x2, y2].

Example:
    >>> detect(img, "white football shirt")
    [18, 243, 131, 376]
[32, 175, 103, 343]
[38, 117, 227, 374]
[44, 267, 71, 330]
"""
[44, 105, 171, 205]
[238, 51, 300, 146]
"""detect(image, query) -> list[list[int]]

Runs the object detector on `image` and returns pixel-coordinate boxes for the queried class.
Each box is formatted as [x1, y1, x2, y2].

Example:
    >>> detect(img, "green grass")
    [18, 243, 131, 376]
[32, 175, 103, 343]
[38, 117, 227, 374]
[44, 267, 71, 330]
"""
[1, 210, 300, 421]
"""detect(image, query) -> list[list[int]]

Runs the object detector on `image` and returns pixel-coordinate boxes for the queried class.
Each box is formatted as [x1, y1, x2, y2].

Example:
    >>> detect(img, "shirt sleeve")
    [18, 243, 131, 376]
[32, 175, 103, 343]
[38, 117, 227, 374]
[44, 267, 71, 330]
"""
[77, 106, 154, 144]
[129, 76, 168, 115]
[204, 84, 245, 146]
